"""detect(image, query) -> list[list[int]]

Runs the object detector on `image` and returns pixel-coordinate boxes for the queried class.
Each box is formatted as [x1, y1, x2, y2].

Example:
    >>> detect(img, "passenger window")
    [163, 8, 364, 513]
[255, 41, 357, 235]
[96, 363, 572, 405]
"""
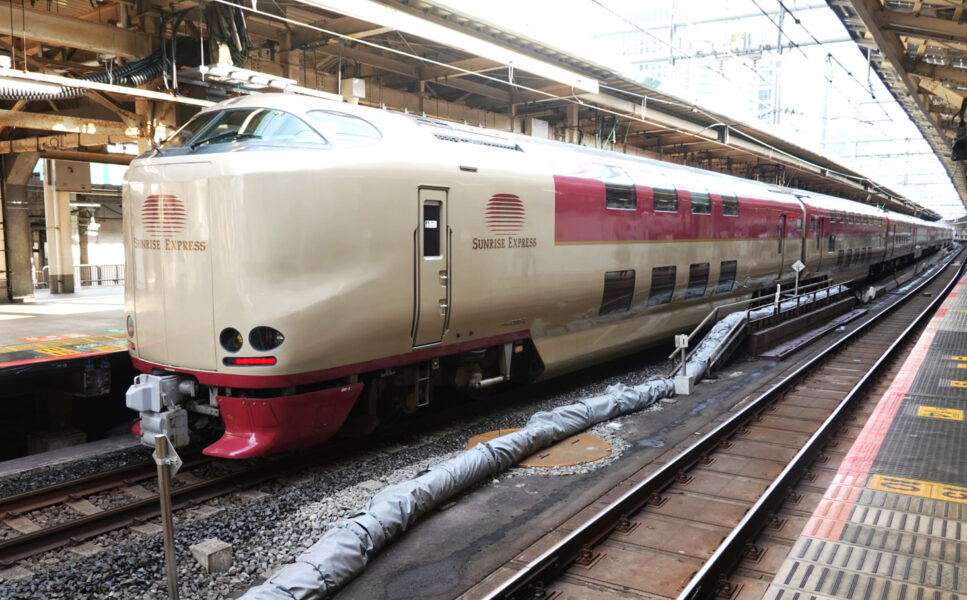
[721, 193, 739, 216]
[652, 186, 678, 212]
[165, 107, 327, 149]
[423, 203, 441, 257]
[647, 266, 677, 306]
[600, 270, 635, 315]
[685, 263, 709, 299]
[601, 165, 636, 210]
[714, 260, 737, 294]
[307, 110, 381, 148]
[690, 189, 711, 214]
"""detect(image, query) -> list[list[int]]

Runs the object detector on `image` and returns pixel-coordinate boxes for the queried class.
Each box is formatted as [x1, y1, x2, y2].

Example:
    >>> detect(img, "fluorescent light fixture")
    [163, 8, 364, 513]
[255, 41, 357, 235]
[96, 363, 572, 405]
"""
[303, 0, 599, 94]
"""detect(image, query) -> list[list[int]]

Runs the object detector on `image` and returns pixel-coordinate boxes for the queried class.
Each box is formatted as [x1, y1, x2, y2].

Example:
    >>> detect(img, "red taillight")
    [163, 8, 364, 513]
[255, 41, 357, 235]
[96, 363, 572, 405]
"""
[224, 356, 277, 366]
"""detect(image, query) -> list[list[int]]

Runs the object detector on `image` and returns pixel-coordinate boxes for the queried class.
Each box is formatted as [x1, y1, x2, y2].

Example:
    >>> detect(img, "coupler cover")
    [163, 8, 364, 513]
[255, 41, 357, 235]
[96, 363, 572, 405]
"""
[126, 374, 190, 448]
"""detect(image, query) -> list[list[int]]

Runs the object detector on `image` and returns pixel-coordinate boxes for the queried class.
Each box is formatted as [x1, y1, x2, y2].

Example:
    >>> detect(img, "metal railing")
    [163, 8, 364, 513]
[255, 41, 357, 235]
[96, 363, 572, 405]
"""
[35, 264, 125, 289]
[667, 278, 847, 374]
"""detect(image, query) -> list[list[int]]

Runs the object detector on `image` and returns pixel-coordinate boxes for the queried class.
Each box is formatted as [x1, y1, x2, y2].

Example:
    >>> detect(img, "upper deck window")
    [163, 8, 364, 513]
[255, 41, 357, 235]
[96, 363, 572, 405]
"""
[161, 108, 327, 151]
[600, 165, 636, 210]
[653, 186, 678, 212]
[690, 189, 711, 214]
[307, 110, 381, 148]
[721, 193, 739, 216]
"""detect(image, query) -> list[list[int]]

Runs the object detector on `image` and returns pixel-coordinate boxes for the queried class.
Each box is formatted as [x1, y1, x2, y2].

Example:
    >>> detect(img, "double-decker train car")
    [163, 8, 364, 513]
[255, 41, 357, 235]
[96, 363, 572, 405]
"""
[123, 93, 952, 458]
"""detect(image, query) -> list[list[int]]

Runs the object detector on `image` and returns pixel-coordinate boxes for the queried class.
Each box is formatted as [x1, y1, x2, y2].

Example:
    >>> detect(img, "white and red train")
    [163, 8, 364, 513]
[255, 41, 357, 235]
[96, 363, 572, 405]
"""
[123, 93, 952, 458]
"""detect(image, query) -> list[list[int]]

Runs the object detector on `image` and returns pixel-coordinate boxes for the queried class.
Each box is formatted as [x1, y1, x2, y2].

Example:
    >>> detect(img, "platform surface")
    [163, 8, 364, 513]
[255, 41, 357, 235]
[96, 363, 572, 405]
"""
[765, 271, 967, 600]
[0, 287, 126, 373]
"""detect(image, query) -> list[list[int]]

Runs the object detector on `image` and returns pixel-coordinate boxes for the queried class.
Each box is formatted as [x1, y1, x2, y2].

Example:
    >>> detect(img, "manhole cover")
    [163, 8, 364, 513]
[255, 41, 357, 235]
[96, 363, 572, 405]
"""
[465, 429, 611, 467]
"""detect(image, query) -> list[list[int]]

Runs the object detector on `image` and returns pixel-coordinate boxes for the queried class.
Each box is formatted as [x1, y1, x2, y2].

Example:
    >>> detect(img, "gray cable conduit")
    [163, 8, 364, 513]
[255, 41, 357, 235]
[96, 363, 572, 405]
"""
[240, 279, 883, 599]
[241, 377, 677, 600]
[0, 51, 165, 101]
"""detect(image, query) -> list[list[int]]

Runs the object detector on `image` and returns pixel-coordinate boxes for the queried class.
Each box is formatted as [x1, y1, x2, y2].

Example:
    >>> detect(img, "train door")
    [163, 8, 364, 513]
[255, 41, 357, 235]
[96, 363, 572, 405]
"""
[412, 187, 450, 347]
[776, 215, 787, 281]
[816, 217, 826, 271]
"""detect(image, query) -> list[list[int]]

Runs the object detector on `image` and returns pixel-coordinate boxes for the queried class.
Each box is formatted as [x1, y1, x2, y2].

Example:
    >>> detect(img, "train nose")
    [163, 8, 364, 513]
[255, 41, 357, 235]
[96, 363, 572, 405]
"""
[125, 164, 216, 369]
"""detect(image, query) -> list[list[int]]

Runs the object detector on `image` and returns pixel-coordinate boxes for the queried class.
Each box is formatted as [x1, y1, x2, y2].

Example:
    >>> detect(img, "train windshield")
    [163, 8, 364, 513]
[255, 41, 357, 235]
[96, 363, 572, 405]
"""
[160, 108, 328, 152]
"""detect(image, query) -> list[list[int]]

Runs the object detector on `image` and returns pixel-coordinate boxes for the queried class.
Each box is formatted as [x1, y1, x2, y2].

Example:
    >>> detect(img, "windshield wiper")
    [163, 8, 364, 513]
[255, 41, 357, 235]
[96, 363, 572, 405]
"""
[190, 130, 261, 150]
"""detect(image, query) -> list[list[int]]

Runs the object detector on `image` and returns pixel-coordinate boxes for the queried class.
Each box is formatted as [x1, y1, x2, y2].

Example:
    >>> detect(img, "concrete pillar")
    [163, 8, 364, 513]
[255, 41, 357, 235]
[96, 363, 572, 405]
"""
[42, 160, 75, 294]
[1, 153, 39, 302]
[566, 103, 580, 145]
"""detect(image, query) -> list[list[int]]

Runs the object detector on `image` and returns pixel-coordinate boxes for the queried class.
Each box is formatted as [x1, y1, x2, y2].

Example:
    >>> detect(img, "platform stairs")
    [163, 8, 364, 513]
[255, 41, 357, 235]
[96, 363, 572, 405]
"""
[668, 279, 862, 379]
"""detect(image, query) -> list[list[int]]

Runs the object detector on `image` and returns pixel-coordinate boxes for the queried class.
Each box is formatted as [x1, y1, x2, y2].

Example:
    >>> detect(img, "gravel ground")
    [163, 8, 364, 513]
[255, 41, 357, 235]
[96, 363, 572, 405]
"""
[0, 352, 674, 599]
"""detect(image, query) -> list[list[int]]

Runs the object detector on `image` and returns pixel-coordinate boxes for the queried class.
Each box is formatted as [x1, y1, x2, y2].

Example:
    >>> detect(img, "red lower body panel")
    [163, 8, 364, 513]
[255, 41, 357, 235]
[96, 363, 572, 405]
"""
[203, 383, 364, 459]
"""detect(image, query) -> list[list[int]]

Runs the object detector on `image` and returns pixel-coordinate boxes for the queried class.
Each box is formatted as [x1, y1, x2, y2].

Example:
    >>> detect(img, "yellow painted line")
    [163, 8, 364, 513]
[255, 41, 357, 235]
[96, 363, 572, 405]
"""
[0, 333, 126, 354]
[959, 364, 967, 369]
[869, 474, 967, 505]
[953, 356, 967, 361]
[34, 346, 81, 357]
[953, 381, 967, 389]
[917, 406, 964, 421]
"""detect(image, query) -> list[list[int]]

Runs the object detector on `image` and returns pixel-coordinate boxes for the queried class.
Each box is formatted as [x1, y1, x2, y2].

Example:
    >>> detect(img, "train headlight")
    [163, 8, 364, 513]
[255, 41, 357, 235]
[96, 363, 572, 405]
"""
[249, 326, 284, 351]
[220, 328, 244, 353]
[126, 315, 135, 338]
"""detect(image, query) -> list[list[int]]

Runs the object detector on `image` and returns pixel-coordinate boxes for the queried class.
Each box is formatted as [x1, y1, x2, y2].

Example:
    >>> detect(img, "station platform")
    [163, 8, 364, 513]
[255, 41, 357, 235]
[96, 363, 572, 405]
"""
[0, 287, 127, 375]
[765, 271, 967, 599]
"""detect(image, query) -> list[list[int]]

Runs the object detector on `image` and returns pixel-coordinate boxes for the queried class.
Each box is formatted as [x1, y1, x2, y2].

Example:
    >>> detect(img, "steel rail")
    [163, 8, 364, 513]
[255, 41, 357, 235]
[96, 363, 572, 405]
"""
[0, 457, 278, 564]
[0, 455, 208, 517]
[482, 249, 963, 600]
[0, 434, 368, 565]
[678, 252, 966, 600]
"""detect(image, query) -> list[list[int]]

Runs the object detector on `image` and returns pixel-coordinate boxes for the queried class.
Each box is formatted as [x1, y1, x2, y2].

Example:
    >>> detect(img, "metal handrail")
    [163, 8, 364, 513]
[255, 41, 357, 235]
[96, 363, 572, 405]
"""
[667, 278, 843, 363]
[34, 264, 125, 289]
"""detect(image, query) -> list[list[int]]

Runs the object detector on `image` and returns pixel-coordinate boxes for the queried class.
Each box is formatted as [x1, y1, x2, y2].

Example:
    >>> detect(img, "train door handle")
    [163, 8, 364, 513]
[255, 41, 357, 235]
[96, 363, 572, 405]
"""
[439, 270, 448, 284]
[439, 300, 448, 315]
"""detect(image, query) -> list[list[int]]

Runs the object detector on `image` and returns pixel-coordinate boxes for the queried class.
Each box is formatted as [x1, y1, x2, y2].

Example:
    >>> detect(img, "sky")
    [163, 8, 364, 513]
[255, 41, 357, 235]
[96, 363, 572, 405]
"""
[439, 0, 967, 220]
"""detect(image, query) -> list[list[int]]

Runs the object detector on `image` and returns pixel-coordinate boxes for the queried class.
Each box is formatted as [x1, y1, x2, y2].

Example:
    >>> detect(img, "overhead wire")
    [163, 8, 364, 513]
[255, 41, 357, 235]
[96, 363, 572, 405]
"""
[747, 0, 893, 133]
[203, 0, 915, 208]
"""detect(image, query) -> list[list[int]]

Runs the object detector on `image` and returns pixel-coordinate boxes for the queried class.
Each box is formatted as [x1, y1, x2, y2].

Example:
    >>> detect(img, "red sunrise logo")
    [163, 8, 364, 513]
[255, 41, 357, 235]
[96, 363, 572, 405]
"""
[142, 194, 187, 238]
[485, 193, 525, 235]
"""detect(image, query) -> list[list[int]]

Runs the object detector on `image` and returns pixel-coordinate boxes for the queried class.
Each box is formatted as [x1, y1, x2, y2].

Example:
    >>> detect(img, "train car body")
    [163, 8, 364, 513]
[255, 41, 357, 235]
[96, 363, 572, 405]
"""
[123, 93, 952, 458]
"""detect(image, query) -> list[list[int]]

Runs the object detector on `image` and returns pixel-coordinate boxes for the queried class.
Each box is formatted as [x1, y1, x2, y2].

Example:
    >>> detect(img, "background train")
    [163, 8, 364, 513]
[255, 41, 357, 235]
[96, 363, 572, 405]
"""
[122, 93, 953, 458]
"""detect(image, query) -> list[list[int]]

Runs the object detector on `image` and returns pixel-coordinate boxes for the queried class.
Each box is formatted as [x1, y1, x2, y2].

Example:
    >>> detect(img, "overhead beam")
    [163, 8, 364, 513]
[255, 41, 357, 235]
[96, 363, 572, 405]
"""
[0, 109, 132, 136]
[876, 9, 967, 44]
[0, 6, 153, 58]
[0, 132, 132, 155]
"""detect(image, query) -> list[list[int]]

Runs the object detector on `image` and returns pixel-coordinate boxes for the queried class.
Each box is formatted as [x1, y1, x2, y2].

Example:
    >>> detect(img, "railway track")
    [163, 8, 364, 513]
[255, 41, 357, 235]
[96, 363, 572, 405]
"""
[481, 251, 964, 600]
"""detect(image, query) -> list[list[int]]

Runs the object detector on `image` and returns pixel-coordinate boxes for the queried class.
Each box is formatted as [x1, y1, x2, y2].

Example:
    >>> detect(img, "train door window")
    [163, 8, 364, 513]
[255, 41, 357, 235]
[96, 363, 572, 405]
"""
[836, 249, 844, 268]
[714, 260, 737, 294]
[810, 217, 816, 231]
[653, 186, 678, 212]
[690, 189, 711, 214]
[647, 266, 677, 306]
[817, 218, 825, 250]
[795, 217, 803, 231]
[721, 193, 739, 216]
[777, 216, 786, 254]
[828, 233, 835, 252]
[846, 248, 853, 265]
[685, 263, 709, 299]
[601, 165, 636, 210]
[599, 270, 636, 316]
[423, 203, 442, 257]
